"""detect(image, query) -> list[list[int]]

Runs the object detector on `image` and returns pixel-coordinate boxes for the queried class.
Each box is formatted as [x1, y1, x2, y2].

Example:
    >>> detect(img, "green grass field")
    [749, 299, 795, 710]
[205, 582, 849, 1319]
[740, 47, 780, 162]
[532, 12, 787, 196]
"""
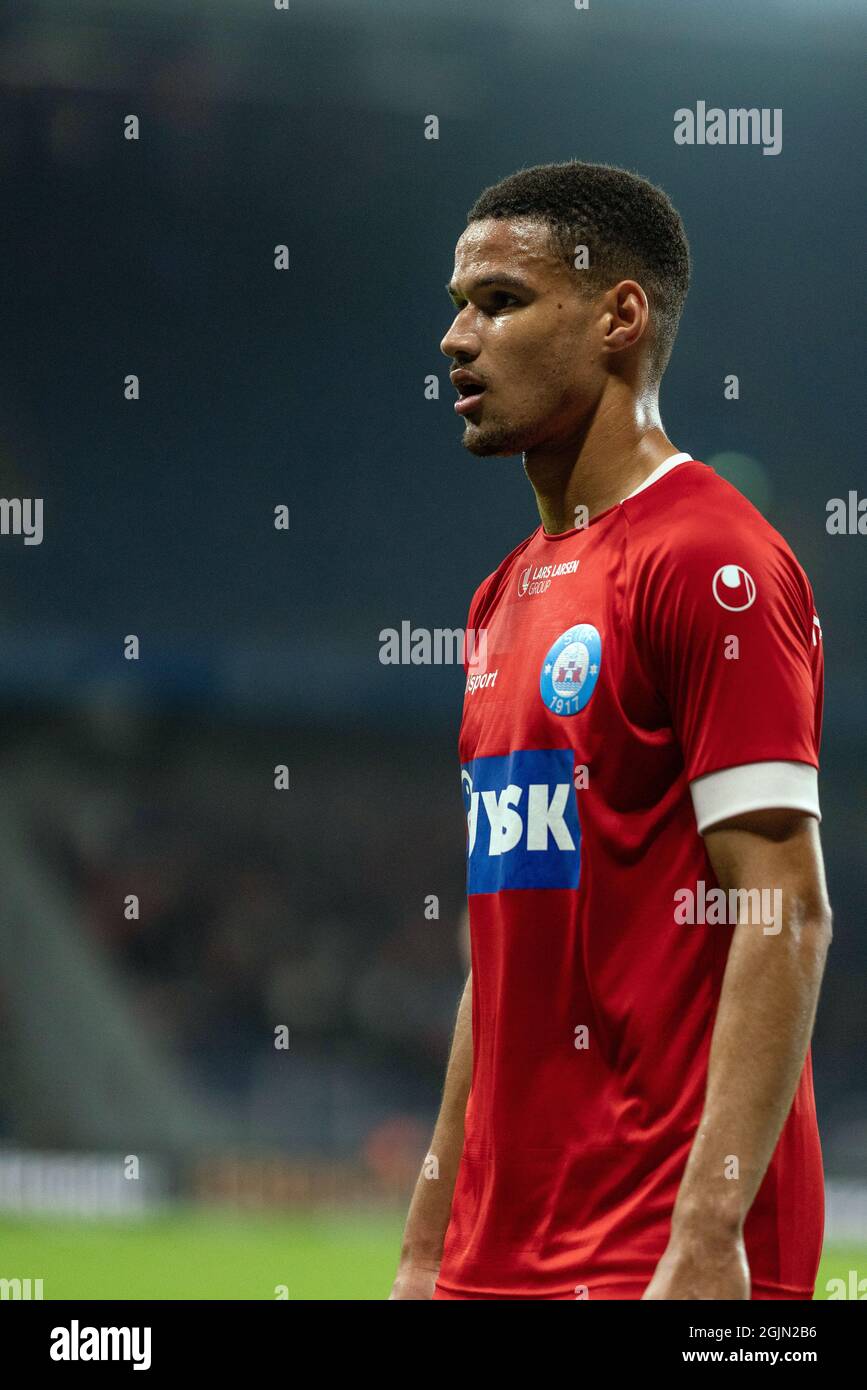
[0, 1210, 862, 1299]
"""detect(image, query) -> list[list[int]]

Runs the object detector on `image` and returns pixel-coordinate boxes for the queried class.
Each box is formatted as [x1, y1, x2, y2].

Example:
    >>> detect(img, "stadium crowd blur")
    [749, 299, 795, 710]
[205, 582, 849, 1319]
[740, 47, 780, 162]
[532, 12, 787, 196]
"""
[1, 701, 864, 1186]
[1, 709, 468, 1168]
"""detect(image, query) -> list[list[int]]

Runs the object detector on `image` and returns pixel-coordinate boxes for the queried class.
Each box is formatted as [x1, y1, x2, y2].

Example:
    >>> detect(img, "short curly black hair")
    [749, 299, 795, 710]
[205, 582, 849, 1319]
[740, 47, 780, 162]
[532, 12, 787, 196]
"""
[467, 160, 691, 382]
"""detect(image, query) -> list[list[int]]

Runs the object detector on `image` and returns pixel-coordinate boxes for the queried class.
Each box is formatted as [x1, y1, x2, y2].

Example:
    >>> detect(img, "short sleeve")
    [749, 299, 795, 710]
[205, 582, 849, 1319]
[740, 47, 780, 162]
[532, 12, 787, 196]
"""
[633, 525, 823, 791]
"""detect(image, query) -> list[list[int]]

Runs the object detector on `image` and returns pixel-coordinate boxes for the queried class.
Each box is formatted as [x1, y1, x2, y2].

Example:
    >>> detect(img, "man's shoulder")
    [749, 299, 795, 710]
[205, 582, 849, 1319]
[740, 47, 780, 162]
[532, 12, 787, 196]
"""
[620, 462, 818, 638]
[622, 461, 801, 574]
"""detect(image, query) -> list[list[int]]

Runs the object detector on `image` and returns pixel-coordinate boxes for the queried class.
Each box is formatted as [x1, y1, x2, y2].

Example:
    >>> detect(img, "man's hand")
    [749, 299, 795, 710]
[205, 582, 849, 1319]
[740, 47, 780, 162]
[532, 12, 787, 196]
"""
[389, 1259, 440, 1300]
[642, 1224, 750, 1300]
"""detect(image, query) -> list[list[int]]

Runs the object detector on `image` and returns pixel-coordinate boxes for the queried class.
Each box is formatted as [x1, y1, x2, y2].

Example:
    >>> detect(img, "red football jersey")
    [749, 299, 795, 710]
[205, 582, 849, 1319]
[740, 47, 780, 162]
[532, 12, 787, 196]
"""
[435, 458, 825, 1300]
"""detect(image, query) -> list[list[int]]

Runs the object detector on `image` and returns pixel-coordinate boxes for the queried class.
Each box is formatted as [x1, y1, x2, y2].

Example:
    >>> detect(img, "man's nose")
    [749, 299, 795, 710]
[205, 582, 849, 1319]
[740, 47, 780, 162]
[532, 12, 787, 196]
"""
[440, 310, 480, 360]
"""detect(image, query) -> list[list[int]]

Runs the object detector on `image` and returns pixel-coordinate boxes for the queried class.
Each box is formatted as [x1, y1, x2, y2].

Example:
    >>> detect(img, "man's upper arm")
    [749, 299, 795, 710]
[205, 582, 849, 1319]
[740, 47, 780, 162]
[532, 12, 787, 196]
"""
[702, 808, 832, 931]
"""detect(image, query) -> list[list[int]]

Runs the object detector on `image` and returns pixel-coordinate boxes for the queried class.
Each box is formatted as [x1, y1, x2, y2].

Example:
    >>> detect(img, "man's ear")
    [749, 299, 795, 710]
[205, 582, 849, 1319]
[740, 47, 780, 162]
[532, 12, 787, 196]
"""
[601, 279, 649, 355]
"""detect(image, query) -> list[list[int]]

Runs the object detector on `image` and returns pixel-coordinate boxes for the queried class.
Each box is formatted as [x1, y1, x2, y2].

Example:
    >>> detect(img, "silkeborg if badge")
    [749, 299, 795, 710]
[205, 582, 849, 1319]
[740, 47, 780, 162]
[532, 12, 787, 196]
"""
[539, 623, 602, 716]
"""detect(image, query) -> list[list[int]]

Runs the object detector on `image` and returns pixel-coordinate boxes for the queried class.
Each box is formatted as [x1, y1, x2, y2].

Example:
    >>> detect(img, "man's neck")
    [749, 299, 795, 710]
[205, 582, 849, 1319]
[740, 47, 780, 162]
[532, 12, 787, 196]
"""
[524, 392, 680, 534]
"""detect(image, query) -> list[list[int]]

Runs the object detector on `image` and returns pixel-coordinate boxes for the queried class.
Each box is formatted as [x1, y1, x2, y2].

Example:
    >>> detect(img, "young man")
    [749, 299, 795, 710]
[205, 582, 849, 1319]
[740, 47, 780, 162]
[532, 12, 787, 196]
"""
[391, 161, 832, 1301]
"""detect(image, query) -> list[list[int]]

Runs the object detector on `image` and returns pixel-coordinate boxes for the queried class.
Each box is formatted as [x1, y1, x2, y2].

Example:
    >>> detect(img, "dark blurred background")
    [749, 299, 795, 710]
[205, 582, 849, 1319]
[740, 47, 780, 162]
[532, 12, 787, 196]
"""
[0, 0, 864, 1254]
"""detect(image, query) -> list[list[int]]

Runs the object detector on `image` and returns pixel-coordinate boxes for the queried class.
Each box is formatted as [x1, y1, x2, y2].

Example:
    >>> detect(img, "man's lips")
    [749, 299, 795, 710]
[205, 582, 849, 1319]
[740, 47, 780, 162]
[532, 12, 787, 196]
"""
[450, 370, 487, 416]
[454, 389, 486, 416]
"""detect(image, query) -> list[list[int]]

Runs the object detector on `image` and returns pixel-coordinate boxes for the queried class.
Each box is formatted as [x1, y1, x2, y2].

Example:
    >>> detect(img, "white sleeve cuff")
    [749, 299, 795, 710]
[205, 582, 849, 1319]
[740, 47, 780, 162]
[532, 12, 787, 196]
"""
[689, 761, 821, 834]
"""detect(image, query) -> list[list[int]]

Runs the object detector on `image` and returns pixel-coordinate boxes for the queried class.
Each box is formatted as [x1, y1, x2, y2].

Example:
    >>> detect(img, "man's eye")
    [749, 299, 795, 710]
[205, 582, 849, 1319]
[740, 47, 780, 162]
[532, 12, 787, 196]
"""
[449, 293, 519, 313]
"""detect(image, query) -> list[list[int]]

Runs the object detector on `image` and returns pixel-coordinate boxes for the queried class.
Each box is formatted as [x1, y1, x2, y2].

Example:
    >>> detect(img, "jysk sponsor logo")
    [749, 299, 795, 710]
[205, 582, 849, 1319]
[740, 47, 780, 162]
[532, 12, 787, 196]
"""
[461, 749, 581, 894]
[540, 623, 601, 716]
[517, 557, 579, 598]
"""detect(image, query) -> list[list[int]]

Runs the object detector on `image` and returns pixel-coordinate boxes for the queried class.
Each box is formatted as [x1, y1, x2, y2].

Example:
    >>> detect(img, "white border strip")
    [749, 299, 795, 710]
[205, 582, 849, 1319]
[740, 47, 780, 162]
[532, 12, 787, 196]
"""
[690, 761, 821, 834]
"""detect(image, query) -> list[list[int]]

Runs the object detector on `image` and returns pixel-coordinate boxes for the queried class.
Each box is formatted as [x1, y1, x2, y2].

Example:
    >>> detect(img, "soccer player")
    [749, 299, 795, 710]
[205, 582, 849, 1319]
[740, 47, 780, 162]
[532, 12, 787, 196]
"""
[390, 161, 832, 1301]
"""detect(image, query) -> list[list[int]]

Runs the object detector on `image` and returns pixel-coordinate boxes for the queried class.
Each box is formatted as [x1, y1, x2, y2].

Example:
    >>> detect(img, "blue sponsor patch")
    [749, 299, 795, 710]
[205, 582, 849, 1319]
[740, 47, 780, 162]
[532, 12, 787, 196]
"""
[539, 623, 602, 716]
[461, 748, 581, 895]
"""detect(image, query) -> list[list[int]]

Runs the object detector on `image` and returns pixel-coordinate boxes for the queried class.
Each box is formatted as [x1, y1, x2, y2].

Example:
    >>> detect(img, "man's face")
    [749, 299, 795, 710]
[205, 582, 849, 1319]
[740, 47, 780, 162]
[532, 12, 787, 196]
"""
[441, 217, 603, 457]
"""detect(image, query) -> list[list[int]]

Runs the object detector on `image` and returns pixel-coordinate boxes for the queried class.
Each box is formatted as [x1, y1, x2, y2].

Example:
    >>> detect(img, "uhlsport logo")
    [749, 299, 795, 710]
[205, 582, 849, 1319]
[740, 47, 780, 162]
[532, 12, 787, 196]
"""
[461, 749, 581, 894]
[712, 564, 756, 611]
[540, 623, 601, 715]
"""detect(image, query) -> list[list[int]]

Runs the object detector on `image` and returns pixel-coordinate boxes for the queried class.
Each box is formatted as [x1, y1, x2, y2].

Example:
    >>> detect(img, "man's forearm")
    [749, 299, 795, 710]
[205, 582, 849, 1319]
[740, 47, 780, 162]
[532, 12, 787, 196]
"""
[672, 890, 832, 1238]
[398, 971, 473, 1267]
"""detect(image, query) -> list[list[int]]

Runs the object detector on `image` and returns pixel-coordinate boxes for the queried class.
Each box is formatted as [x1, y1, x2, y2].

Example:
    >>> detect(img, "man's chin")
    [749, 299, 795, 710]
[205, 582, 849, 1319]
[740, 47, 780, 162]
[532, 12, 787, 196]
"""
[460, 425, 526, 458]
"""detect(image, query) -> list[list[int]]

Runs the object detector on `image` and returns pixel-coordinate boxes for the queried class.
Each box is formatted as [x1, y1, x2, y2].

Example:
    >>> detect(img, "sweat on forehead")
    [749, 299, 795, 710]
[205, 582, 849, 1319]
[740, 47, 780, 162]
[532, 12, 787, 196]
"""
[450, 220, 575, 294]
[457, 216, 562, 264]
